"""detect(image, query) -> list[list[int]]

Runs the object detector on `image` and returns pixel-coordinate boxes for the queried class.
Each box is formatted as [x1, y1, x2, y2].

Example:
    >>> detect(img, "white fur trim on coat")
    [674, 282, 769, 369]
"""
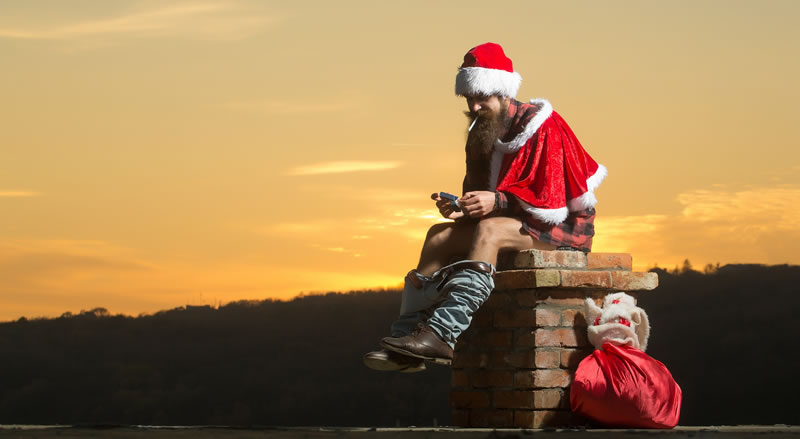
[456, 67, 522, 98]
[489, 98, 554, 189]
[587, 164, 607, 192]
[495, 98, 553, 154]
[566, 164, 607, 211]
[567, 191, 597, 212]
[517, 200, 569, 225]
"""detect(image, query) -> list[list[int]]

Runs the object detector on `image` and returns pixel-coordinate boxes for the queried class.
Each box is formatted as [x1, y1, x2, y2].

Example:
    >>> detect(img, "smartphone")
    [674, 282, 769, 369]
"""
[439, 192, 461, 212]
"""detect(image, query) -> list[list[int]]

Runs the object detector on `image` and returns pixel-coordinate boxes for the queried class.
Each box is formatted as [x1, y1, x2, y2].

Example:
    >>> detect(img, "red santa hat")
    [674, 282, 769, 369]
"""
[455, 42, 522, 98]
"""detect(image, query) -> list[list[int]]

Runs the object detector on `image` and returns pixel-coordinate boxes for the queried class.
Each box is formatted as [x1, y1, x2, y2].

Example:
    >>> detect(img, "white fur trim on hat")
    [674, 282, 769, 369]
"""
[456, 67, 522, 98]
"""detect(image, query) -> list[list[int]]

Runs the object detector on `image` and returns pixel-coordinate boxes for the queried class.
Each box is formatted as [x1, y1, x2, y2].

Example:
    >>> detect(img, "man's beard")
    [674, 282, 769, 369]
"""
[463, 101, 510, 191]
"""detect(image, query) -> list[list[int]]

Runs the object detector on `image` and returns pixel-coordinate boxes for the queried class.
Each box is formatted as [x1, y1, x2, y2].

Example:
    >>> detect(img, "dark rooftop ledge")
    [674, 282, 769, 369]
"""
[1, 425, 799, 438]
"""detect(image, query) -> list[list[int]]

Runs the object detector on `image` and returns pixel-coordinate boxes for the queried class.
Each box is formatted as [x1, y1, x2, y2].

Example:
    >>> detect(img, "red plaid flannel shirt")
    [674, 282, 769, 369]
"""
[496, 191, 595, 253]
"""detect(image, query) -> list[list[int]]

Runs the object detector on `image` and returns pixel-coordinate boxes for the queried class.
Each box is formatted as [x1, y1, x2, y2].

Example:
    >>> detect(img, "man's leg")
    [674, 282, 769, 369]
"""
[416, 221, 476, 276]
[427, 217, 556, 343]
[382, 217, 555, 363]
[364, 221, 476, 372]
[389, 221, 476, 337]
[468, 216, 557, 265]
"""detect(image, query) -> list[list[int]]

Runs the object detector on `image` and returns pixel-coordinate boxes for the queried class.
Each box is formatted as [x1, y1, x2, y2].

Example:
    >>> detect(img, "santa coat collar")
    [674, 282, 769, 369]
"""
[495, 98, 554, 154]
[489, 98, 607, 225]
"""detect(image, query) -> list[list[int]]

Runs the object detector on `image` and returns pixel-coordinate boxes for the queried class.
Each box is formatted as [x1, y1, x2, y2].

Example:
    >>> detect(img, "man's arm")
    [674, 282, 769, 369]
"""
[495, 191, 522, 216]
[459, 190, 521, 219]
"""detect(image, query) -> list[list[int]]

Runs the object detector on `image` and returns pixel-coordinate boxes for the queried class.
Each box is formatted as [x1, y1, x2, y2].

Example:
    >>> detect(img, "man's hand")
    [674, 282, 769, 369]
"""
[459, 191, 497, 218]
[431, 193, 465, 220]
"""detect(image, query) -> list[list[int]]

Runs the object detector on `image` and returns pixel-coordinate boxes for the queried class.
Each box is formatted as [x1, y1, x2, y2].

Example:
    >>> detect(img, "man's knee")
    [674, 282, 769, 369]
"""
[424, 222, 455, 248]
[473, 217, 512, 248]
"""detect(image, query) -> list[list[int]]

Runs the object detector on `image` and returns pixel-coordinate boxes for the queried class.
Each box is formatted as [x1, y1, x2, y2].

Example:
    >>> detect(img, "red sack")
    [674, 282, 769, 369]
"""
[570, 342, 682, 429]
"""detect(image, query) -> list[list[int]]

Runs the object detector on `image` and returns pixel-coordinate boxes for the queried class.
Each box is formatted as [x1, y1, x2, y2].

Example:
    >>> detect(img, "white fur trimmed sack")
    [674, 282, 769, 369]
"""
[570, 292, 682, 428]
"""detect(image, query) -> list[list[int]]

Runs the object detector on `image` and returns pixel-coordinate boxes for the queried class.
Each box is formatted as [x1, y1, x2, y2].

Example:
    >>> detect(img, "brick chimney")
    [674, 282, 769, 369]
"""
[450, 250, 658, 428]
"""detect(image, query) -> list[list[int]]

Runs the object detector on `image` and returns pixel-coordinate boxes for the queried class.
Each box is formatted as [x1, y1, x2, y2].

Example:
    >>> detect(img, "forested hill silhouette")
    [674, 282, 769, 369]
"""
[0, 263, 798, 427]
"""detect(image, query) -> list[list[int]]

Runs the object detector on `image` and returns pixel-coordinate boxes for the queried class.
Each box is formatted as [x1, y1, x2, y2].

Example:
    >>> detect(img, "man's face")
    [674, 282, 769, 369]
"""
[465, 94, 505, 119]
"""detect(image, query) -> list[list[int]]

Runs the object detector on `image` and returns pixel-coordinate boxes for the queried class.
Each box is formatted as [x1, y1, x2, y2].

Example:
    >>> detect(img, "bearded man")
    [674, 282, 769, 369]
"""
[364, 43, 606, 373]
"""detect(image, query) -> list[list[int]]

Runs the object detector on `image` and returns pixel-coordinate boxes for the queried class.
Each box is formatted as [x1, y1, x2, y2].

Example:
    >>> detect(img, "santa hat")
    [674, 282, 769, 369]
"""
[455, 42, 522, 98]
[584, 292, 651, 351]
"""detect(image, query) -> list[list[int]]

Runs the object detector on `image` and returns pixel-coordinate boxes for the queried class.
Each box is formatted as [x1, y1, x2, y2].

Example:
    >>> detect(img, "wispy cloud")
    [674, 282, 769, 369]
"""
[286, 161, 404, 176]
[593, 184, 800, 269]
[0, 238, 154, 295]
[677, 186, 800, 231]
[0, 2, 276, 42]
[0, 190, 41, 197]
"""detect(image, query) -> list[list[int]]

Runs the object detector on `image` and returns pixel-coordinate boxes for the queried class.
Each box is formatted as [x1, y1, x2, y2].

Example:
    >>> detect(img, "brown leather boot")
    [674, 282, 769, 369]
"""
[380, 323, 453, 365]
[362, 349, 426, 373]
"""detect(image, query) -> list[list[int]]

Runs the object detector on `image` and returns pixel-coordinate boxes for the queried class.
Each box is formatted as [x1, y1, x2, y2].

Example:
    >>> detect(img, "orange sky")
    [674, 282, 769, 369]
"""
[1, 0, 799, 322]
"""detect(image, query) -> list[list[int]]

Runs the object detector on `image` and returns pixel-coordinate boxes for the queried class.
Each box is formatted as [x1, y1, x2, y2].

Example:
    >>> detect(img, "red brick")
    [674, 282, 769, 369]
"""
[509, 249, 588, 269]
[501, 249, 540, 269]
[495, 251, 518, 270]
[513, 410, 535, 428]
[587, 253, 633, 270]
[476, 330, 512, 348]
[451, 391, 490, 409]
[536, 289, 588, 306]
[561, 308, 587, 326]
[494, 309, 537, 328]
[470, 309, 493, 328]
[533, 410, 577, 427]
[515, 330, 536, 347]
[560, 270, 612, 288]
[493, 390, 534, 409]
[535, 328, 587, 347]
[472, 370, 514, 388]
[587, 292, 606, 307]
[482, 291, 513, 309]
[611, 271, 659, 291]
[495, 269, 560, 290]
[534, 390, 567, 409]
[451, 370, 470, 388]
[515, 290, 538, 306]
[534, 350, 561, 368]
[452, 352, 488, 368]
[535, 307, 561, 327]
[514, 370, 535, 389]
[470, 409, 514, 427]
[533, 369, 571, 388]
[561, 348, 593, 369]
[451, 409, 470, 427]
[544, 251, 588, 269]
[489, 351, 536, 369]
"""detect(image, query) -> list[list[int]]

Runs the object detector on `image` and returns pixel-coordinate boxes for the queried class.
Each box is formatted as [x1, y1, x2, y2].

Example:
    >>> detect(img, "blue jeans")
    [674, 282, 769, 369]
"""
[390, 260, 496, 348]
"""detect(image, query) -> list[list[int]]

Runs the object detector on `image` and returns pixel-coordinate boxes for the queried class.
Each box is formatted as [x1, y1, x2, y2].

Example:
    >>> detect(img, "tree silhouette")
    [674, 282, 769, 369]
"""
[0, 264, 798, 426]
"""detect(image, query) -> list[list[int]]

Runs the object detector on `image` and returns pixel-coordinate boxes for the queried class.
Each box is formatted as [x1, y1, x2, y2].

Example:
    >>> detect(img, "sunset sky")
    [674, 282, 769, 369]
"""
[1, 0, 799, 322]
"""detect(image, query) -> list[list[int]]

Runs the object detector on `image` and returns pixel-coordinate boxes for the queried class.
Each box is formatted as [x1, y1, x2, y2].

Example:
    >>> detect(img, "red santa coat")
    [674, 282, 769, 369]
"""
[490, 99, 606, 225]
